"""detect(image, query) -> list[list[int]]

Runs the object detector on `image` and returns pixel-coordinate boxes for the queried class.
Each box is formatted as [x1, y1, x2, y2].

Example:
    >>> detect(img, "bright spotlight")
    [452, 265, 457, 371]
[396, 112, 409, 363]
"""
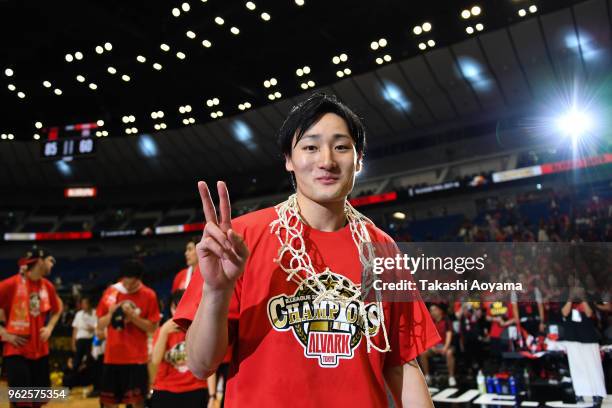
[556, 108, 594, 139]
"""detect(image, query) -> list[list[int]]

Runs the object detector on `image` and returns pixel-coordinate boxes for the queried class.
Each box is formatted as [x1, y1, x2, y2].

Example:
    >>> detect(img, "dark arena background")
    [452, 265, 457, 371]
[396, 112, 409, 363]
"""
[1, 0, 611, 407]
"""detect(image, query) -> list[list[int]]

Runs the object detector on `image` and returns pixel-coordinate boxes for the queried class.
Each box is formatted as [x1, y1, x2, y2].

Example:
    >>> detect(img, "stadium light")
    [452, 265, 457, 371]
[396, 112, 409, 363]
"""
[556, 108, 594, 140]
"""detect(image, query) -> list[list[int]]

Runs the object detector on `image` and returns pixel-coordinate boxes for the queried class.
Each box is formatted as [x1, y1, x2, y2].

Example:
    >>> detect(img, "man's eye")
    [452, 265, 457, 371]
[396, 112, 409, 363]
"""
[335, 145, 350, 150]
[303, 145, 317, 151]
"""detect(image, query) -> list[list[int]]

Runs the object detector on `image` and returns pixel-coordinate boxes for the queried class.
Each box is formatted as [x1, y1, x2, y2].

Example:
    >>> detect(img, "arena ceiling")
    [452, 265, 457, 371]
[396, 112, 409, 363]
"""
[0, 0, 610, 190]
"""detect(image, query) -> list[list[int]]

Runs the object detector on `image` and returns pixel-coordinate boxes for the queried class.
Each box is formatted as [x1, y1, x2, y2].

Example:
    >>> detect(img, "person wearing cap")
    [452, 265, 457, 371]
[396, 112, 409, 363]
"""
[96, 259, 160, 408]
[0, 246, 62, 407]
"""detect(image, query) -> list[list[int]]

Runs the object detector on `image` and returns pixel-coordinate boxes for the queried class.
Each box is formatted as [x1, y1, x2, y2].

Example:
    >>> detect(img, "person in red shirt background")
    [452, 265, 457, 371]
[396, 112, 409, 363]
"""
[151, 290, 216, 408]
[419, 303, 457, 387]
[485, 300, 516, 362]
[171, 237, 231, 405]
[172, 237, 199, 293]
[96, 259, 160, 408]
[0, 246, 62, 408]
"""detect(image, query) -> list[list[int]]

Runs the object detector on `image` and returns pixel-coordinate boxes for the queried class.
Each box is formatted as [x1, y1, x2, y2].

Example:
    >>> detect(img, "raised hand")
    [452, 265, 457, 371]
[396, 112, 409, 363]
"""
[196, 181, 250, 291]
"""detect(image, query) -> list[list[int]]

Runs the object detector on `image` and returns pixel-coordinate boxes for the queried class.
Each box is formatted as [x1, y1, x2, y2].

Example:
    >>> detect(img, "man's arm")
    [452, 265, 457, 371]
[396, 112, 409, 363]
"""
[384, 359, 434, 408]
[124, 306, 158, 334]
[443, 330, 453, 349]
[40, 295, 63, 342]
[97, 302, 118, 331]
[186, 285, 233, 379]
[185, 181, 249, 380]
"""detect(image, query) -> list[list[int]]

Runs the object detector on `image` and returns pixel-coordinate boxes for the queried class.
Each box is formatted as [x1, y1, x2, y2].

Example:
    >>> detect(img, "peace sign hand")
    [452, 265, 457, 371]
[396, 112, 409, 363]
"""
[196, 181, 250, 291]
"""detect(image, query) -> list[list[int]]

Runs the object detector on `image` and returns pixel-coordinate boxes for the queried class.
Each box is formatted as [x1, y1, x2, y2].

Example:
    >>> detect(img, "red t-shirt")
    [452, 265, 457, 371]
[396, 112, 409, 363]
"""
[96, 283, 160, 364]
[175, 206, 440, 407]
[485, 301, 513, 338]
[434, 317, 451, 345]
[0, 275, 60, 359]
[152, 328, 208, 392]
[172, 265, 197, 293]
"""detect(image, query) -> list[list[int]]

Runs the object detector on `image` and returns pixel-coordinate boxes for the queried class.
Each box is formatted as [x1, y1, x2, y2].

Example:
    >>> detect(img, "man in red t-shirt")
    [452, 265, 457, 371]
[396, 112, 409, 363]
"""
[172, 237, 199, 293]
[151, 290, 216, 407]
[0, 247, 62, 408]
[175, 94, 440, 407]
[96, 259, 160, 408]
[418, 303, 456, 387]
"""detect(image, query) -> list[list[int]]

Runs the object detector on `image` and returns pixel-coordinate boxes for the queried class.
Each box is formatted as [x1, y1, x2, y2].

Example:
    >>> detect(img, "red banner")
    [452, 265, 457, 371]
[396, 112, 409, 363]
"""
[349, 191, 397, 207]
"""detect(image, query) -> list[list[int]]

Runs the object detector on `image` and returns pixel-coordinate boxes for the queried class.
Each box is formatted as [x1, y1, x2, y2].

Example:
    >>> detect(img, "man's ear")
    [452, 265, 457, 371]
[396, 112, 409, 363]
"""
[285, 154, 294, 172]
[356, 152, 363, 173]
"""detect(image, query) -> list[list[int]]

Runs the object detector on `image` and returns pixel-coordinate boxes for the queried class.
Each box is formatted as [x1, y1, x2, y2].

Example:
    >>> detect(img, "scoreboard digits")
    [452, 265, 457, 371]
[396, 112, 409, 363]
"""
[42, 138, 96, 159]
[40, 122, 98, 160]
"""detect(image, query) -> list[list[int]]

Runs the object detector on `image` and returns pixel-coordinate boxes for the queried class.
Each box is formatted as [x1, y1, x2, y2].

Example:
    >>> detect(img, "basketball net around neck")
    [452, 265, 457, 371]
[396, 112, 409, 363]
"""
[270, 193, 390, 353]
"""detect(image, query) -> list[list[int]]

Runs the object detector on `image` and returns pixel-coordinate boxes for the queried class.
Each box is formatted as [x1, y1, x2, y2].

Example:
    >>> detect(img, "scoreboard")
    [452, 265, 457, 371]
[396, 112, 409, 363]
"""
[42, 137, 95, 159]
[40, 122, 98, 160]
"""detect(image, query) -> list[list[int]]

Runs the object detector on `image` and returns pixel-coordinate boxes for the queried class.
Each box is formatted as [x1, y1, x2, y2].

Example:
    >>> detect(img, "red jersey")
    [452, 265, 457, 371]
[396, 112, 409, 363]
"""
[96, 283, 160, 364]
[172, 265, 196, 293]
[152, 328, 208, 393]
[175, 207, 440, 407]
[0, 275, 60, 359]
[434, 317, 452, 344]
[485, 301, 513, 338]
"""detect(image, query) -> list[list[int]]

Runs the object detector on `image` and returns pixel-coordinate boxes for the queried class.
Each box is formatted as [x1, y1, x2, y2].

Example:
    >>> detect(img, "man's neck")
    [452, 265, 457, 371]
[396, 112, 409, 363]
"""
[296, 191, 346, 232]
[28, 267, 43, 281]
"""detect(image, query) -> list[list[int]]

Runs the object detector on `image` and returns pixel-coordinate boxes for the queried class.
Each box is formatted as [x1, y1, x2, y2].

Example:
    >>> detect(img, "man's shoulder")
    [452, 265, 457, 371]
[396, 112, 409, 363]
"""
[366, 221, 395, 244]
[138, 284, 158, 299]
[42, 277, 56, 290]
[0, 274, 19, 287]
[232, 206, 278, 233]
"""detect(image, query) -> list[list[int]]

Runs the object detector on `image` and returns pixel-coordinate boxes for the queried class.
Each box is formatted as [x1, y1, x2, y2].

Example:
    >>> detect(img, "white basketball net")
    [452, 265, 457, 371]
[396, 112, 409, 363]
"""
[270, 193, 390, 353]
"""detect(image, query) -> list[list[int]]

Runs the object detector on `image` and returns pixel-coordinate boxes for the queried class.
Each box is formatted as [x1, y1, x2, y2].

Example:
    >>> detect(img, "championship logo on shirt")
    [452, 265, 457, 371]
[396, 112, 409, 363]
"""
[29, 292, 41, 317]
[489, 302, 507, 316]
[267, 271, 382, 368]
[164, 341, 189, 373]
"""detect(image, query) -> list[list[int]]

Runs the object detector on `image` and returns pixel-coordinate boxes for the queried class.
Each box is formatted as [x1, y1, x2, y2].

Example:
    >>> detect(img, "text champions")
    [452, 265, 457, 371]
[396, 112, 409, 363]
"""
[372, 254, 486, 275]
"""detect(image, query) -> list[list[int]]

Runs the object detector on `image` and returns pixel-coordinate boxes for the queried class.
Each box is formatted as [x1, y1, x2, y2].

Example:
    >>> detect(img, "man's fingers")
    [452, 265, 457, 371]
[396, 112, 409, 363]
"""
[217, 181, 232, 231]
[202, 236, 227, 260]
[198, 181, 218, 225]
[204, 222, 231, 251]
[228, 229, 249, 258]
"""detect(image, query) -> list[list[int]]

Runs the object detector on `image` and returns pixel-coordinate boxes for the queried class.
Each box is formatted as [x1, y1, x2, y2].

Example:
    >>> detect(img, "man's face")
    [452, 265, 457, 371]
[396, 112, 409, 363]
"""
[429, 305, 442, 320]
[122, 277, 140, 292]
[41, 256, 56, 276]
[81, 298, 91, 310]
[285, 113, 361, 205]
[185, 242, 197, 267]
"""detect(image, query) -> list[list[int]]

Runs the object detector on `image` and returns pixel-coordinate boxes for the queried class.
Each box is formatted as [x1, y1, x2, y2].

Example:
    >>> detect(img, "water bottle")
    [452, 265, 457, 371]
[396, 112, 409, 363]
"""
[477, 370, 486, 394]
[523, 368, 531, 398]
[493, 376, 502, 394]
[486, 376, 495, 393]
[509, 375, 517, 396]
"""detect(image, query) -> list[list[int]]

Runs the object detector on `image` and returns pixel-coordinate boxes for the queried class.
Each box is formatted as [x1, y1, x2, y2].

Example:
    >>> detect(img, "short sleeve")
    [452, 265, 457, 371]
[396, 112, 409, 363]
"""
[174, 268, 203, 330]
[96, 288, 109, 318]
[173, 268, 242, 330]
[171, 270, 183, 293]
[385, 299, 441, 367]
[0, 277, 15, 312]
[146, 291, 161, 324]
[534, 287, 542, 303]
[72, 311, 82, 328]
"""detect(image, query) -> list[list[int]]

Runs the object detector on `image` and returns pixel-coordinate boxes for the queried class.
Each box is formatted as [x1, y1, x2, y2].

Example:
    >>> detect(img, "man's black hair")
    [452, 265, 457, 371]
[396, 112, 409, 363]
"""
[120, 259, 145, 279]
[277, 93, 366, 158]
